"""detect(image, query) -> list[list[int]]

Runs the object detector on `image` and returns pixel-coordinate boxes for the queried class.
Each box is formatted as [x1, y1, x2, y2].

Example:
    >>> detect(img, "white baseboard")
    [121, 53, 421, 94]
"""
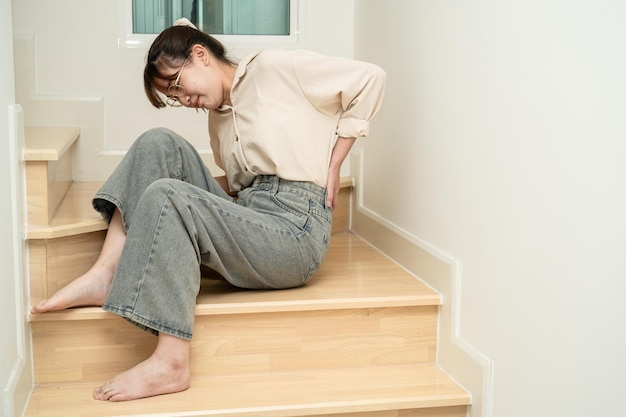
[2, 357, 31, 417]
[350, 149, 493, 417]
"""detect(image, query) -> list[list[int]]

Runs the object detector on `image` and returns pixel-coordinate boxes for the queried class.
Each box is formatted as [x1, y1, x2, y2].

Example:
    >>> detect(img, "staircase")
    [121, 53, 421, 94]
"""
[22, 127, 471, 417]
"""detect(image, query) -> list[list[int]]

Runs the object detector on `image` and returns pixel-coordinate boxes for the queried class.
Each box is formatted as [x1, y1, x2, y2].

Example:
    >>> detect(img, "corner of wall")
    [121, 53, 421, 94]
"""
[349, 149, 494, 417]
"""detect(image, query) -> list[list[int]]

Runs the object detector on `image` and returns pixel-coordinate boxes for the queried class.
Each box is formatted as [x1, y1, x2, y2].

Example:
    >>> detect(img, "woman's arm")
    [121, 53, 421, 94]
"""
[293, 51, 386, 209]
[326, 136, 356, 209]
[294, 50, 386, 139]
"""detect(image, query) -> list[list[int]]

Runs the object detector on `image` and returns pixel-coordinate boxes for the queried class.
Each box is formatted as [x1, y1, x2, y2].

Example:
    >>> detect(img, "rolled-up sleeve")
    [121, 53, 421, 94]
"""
[293, 50, 387, 138]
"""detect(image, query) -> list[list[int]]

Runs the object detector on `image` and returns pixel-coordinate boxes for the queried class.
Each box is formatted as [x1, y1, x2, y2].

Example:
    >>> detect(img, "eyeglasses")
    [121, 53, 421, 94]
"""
[166, 56, 190, 107]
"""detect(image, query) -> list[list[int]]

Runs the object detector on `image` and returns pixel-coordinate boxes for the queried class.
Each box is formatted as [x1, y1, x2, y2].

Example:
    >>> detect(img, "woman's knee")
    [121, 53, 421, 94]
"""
[133, 127, 186, 152]
[142, 178, 180, 201]
[131, 179, 187, 223]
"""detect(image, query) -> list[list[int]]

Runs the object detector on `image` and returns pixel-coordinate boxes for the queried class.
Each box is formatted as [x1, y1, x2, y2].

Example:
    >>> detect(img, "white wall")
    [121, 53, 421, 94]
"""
[12, 0, 354, 181]
[1, 0, 32, 415]
[354, 1, 626, 416]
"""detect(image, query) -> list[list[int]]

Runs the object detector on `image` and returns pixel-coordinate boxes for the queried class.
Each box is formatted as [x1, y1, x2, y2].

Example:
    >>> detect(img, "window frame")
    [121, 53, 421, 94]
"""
[117, 0, 303, 49]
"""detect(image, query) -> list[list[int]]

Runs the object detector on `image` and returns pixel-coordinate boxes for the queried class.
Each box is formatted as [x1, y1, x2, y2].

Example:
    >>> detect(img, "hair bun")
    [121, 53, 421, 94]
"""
[173, 18, 197, 30]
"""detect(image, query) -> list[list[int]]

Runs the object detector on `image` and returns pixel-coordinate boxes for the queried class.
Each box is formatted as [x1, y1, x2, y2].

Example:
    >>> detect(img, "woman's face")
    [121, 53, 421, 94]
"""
[155, 46, 228, 110]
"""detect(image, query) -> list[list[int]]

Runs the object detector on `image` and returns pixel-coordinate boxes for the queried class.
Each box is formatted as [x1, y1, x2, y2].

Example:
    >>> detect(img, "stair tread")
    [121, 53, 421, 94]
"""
[30, 232, 440, 323]
[195, 232, 441, 313]
[24, 126, 80, 161]
[25, 364, 469, 417]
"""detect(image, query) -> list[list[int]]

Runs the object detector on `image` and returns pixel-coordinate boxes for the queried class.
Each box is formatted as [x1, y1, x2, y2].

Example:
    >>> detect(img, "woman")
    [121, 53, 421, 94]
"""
[31, 19, 386, 402]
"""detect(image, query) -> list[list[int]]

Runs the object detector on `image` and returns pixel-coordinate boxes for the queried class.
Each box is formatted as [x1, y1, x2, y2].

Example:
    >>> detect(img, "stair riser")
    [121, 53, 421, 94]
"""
[332, 186, 350, 232]
[31, 305, 437, 384]
[25, 154, 73, 226]
[28, 231, 105, 306]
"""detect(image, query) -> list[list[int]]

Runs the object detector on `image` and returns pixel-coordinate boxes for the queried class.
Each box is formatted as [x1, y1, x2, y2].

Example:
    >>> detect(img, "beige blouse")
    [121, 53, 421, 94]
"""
[208, 49, 386, 193]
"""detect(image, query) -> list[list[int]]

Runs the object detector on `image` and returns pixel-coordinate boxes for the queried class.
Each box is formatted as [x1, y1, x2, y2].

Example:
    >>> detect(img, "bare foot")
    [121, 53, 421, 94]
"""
[93, 334, 191, 401]
[30, 265, 114, 314]
[31, 208, 126, 315]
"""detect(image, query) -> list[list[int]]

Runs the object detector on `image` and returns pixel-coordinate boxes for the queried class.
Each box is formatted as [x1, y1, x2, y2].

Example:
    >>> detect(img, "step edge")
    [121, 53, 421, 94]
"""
[29, 393, 470, 417]
[26, 219, 108, 239]
[195, 295, 442, 315]
[29, 294, 441, 323]
[24, 126, 80, 161]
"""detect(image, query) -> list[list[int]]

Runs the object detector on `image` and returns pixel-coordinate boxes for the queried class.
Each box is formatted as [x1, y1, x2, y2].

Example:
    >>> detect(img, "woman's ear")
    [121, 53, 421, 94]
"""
[191, 44, 211, 66]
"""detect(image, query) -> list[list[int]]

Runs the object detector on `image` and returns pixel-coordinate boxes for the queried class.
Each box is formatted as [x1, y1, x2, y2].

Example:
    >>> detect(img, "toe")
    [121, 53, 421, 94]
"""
[31, 301, 46, 314]
[93, 384, 110, 401]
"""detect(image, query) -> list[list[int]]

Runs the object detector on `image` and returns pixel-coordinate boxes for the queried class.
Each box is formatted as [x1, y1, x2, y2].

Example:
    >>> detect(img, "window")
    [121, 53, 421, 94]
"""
[119, 0, 301, 49]
[133, 0, 289, 35]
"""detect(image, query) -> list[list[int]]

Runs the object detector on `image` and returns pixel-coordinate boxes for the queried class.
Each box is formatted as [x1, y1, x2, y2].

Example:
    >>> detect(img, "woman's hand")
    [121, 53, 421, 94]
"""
[325, 165, 341, 209]
[214, 175, 237, 197]
[326, 136, 356, 209]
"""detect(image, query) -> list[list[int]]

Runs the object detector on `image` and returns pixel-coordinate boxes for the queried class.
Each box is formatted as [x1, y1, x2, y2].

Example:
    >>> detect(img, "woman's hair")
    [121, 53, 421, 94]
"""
[143, 24, 235, 108]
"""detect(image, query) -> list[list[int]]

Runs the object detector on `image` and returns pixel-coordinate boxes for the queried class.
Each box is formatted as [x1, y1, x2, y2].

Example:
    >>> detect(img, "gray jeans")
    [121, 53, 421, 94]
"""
[92, 127, 332, 340]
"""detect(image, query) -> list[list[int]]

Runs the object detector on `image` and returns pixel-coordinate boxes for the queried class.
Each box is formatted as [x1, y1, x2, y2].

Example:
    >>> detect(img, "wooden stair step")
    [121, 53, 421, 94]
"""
[25, 126, 81, 226]
[31, 232, 440, 322]
[24, 364, 470, 417]
[24, 126, 81, 162]
[196, 231, 438, 314]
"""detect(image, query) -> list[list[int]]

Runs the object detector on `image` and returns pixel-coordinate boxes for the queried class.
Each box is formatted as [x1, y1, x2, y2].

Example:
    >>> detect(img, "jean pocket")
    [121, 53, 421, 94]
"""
[271, 193, 310, 230]
[308, 198, 333, 225]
